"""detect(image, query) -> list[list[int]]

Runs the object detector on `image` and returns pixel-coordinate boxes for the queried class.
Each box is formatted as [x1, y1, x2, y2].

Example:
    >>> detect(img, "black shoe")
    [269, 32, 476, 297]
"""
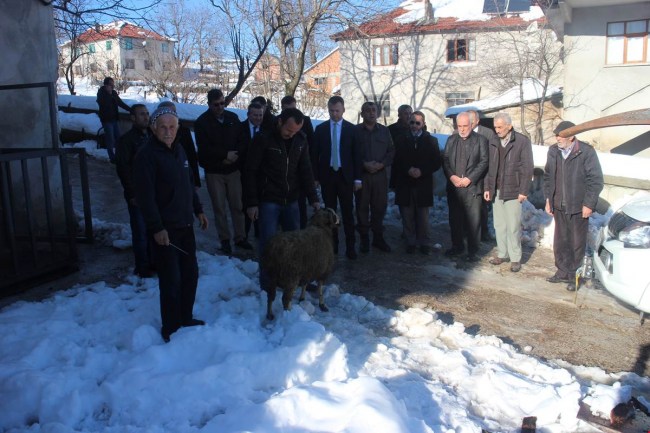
[183, 318, 205, 327]
[419, 245, 430, 255]
[465, 254, 480, 262]
[135, 268, 154, 278]
[161, 328, 172, 343]
[546, 274, 571, 284]
[346, 248, 357, 260]
[372, 238, 391, 252]
[219, 240, 232, 255]
[510, 262, 521, 272]
[566, 282, 577, 292]
[406, 245, 417, 254]
[444, 248, 463, 257]
[360, 237, 370, 253]
[235, 239, 253, 250]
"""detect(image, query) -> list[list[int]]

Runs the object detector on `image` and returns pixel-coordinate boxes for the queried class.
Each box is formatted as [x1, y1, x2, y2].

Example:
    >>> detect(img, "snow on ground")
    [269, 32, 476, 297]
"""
[1, 85, 648, 433]
[1, 217, 649, 433]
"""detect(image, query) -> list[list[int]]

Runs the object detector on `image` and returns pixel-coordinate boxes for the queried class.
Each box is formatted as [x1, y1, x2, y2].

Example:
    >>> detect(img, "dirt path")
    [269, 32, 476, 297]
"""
[331, 220, 650, 375]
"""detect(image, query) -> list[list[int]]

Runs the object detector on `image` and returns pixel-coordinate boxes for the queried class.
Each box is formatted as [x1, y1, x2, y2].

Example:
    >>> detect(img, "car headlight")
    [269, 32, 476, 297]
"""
[619, 222, 650, 248]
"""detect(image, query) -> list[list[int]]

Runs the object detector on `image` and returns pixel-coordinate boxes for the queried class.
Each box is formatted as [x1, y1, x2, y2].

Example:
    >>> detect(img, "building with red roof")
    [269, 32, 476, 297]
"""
[60, 21, 175, 84]
[332, 0, 560, 133]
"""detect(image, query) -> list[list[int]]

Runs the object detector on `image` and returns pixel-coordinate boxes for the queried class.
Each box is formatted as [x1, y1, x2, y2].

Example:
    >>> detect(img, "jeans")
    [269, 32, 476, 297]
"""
[127, 201, 152, 274]
[257, 200, 299, 291]
[102, 120, 121, 162]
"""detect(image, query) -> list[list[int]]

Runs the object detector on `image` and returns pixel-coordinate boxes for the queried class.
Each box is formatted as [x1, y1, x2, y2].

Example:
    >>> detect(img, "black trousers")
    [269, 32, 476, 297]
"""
[153, 226, 199, 335]
[447, 187, 482, 255]
[322, 169, 355, 249]
[553, 210, 589, 278]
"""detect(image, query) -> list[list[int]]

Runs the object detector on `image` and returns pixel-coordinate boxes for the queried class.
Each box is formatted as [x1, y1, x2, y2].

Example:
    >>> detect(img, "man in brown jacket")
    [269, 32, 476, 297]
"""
[483, 112, 534, 272]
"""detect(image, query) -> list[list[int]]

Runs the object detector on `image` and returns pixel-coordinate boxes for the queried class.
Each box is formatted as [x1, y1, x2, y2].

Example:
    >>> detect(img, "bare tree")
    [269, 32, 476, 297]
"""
[471, 9, 565, 143]
[209, 0, 283, 105]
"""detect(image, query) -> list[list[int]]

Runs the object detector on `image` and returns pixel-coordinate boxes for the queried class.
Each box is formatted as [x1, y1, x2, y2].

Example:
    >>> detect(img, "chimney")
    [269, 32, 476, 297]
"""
[424, 0, 435, 22]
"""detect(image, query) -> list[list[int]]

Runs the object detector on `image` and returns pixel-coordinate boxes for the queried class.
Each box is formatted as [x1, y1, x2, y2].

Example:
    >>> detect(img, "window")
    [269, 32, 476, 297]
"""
[125, 58, 135, 69]
[144, 60, 152, 70]
[88, 43, 96, 53]
[90, 63, 98, 73]
[106, 41, 112, 51]
[161, 43, 169, 53]
[446, 91, 475, 108]
[314, 77, 326, 86]
[124, 37, 133, 50]
[163, 61, 172, 71]
[106, 60, 114, 71]
[447, 38, 476, 62]
[74, 65, 82, 75]
[373, 44, 398, 66]
[72, 47, 81, 58]
[606, 19, 649, 64]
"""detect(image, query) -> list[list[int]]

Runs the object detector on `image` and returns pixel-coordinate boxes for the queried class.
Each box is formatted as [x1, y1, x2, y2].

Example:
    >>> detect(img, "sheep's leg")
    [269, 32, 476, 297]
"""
[317, 281, 328, 312]
[299, 285, 307, 303]
[282, 287, 295, 311]
[266, 288, 276, 321]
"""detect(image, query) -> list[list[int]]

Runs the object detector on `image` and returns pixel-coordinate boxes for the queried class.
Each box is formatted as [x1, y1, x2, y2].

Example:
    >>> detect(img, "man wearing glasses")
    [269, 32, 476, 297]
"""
[195, 88, 252, 255]
[392, 111, 442, 255]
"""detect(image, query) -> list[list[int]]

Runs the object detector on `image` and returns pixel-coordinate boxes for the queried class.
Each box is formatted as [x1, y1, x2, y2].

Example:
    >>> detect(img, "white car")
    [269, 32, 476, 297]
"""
[594, 193, 650, 314]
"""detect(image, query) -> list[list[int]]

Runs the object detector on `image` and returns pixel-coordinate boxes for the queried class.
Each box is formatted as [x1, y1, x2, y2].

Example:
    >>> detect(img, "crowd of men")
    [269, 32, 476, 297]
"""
[100, 77, 603, 341]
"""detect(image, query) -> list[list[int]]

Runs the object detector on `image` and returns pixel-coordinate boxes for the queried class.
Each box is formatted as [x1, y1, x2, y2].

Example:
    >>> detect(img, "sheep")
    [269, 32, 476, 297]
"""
[260, 208, 340, 320]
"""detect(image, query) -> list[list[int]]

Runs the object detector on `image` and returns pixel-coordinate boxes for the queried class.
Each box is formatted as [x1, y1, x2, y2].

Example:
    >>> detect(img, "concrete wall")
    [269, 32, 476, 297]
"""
[562, 3, 650, 157]
[0, 0, 59, 149]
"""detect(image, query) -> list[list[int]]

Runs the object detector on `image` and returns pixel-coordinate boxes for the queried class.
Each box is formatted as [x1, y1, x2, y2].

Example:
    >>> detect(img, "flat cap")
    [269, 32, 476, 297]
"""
[553, 120, 576, 135]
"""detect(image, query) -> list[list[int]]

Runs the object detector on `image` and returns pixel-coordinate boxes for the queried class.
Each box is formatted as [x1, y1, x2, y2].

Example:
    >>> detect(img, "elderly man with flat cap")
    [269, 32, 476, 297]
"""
[543, 120, 603, 291]
[134, 107, 209, 342]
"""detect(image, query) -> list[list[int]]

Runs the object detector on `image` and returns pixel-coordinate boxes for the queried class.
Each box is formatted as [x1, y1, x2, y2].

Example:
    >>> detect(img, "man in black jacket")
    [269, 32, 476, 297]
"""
[281, 95, 315, 229]
[312, 96, 361, 259]
[393, 111, 442, 255]
[195, 89, 250, 255]
[469, 110, 498, 242]
[544, 120, 603, 291]
[115, 104, 153, 278]
[96, 77, 131, 163]
[244, 108, 320, 292]
[442, 111, 489, 262]
[157, 101, 201, 189]
[483, 112, 533, 273]
[134, 107, 209, 342]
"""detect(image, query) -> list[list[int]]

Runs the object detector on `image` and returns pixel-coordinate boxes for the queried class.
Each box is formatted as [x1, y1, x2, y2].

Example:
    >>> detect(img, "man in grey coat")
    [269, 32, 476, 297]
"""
[544, 120, 603, 291]
[483, 113, 534, 273]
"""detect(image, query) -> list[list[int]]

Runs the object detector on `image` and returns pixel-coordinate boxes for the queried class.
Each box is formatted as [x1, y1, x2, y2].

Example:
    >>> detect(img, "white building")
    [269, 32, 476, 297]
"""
[60, 21, 175, 84]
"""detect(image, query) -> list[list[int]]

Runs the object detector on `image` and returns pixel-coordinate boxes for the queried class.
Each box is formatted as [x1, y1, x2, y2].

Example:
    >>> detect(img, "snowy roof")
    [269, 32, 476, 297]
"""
[71, 21, 172, 45]
[444, 78, 562, 117]
[333, 0, 545, 40]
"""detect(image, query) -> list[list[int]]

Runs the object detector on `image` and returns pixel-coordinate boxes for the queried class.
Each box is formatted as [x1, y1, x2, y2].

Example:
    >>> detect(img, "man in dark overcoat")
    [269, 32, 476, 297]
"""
[392, 111, 442, 255]
[442, 111, 489, 262]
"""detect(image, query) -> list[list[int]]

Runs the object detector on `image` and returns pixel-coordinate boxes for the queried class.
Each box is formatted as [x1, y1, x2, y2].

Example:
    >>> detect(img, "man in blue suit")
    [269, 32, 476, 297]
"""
[312, 96, 362, 259]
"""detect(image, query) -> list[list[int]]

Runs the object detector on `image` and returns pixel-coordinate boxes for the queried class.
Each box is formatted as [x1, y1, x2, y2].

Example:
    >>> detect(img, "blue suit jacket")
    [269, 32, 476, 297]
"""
[312, 119, 361, 185]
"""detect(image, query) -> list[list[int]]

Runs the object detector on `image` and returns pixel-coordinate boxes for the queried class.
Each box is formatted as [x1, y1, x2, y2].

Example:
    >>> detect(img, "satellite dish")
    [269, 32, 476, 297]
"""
[142, 40, 147, 46]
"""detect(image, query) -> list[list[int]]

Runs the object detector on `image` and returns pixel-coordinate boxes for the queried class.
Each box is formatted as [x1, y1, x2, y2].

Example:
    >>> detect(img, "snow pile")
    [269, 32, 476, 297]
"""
[395, 0, 544, 23]
[1, 237, 647, 432]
